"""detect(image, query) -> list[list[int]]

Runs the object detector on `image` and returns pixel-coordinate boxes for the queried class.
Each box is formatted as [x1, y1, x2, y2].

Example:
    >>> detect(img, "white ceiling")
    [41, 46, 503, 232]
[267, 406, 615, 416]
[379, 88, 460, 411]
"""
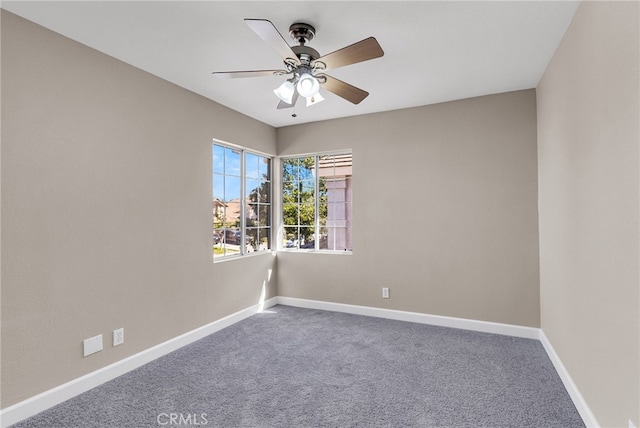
[2, 1, 579, 128]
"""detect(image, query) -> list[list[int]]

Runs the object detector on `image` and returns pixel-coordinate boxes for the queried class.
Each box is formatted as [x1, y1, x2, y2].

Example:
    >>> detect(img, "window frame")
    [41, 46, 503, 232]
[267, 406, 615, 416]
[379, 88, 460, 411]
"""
[212, 139, 273, 262]
[280, 150, 353, 254]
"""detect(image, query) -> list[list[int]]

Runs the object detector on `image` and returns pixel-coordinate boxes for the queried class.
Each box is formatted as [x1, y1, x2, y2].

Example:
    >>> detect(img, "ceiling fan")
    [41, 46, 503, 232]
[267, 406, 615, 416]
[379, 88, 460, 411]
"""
[212, 19, 384, 110]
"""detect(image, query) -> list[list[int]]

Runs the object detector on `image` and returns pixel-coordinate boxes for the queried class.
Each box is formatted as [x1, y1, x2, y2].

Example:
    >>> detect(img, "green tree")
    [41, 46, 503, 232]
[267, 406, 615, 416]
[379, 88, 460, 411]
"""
[282, 157, 328, 247]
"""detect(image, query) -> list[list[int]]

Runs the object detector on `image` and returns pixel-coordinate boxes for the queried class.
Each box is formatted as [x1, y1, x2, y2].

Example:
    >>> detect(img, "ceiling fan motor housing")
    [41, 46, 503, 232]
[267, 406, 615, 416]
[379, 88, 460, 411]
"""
[292, 45, 320, 65]
[289, 23, 321, 67]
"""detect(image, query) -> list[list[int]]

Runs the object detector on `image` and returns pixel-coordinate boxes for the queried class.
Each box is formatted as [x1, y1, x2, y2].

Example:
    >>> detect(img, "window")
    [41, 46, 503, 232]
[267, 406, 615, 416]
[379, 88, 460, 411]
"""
[213, 143, 271, 260]
[282, 152, 352, 251]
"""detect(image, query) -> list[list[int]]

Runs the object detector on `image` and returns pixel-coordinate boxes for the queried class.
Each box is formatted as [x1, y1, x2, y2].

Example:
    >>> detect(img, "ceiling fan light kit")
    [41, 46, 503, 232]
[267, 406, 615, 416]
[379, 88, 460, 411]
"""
[296, 73, 319, 98]
[306, 92, 325, 107]
[273, 79, 296, 104]
[212, 18, 384, 113]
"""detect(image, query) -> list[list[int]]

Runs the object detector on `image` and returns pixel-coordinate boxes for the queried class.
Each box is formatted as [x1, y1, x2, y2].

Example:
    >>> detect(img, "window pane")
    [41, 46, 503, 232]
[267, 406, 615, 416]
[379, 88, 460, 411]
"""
[225, 147, 241, 177]
[213, 174, 225, 202]
[326, 203, 349, 227]
[214, 147, 232, 259]
[257, 227, 271, 251]
[258, 204, 270, 226]
[299, 204, 315, 227]
[282, 158, 299, 182]
[320, 227, 350, 251]
[319, 203, 328, 227]
[213, 228, 224, 254]
[246, 179, 261, 202]
[243, 227, 272, 252]
[255, 156, 271, 252]
[300, 180, 315, 203]
[283, 203, 299, 225]
[259, 181, 271, 203]
[224, 176, 240, 202]
[224, 180, 241, 228]
[282, 182, 297, 201]
[245, 152, 260, 179]
[246, 203, 258, 227]
[334, 227, 351, 251]
[299, 226, 315, 249]
[247, 180, 270, 204]
[299, 157, 315, 180]
[344, 176, 352, 201]
[259, 156, 270, 179]
[284, 226, 299, 248]
[319, 227, 330, 250]
[225, 228, 241, 245]
[213, 145, 225, 171]
[246, 228, 258, 252]
[318, 177, 327, 203]
[325, 178, 348, 202]
[213, 202, 225, 227]
[215, 228, 241, 257]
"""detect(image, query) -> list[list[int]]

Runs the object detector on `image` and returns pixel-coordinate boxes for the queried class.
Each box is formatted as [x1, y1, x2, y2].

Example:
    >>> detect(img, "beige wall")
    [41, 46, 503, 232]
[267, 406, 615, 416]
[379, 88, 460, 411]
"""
[537, 2, 640, 427]
[1, 11, 277, 407]
[277, 89, 541, 328]
[5, 3, 638, 426]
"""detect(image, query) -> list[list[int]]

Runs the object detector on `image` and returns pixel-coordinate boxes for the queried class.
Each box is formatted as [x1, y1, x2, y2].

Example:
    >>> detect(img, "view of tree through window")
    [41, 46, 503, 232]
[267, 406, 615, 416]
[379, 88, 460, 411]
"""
[282, 152, 352, 251]
[213, 144, 271, 259]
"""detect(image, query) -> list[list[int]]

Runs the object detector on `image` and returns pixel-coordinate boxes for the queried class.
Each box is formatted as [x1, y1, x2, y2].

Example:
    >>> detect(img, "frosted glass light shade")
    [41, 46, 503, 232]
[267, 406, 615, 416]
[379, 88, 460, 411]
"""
[306, 92, 325, 106]
[273, 80, 295, 104]
[296, 73, 319, 98]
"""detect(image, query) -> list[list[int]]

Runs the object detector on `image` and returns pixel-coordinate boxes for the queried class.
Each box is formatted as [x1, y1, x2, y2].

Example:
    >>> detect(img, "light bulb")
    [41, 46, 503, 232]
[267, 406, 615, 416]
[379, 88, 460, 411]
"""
[296, 73, 319, 98]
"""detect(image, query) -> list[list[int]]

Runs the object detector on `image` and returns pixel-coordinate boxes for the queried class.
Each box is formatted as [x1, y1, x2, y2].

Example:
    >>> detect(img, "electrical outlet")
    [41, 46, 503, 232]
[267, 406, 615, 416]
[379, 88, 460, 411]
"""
[113, 328, 124, 346]
[382, 287, 390, 299]
[83, 334, 103, 357]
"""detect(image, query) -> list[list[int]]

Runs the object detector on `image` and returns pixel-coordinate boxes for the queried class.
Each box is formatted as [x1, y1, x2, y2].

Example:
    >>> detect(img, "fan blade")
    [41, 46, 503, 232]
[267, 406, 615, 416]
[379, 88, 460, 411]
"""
[277, 91, 299, 109]
[313, 37, 383, 71]
[245, 19, 301, 65]
[212, 69, 286, 79]
[318, 74, 369, 104]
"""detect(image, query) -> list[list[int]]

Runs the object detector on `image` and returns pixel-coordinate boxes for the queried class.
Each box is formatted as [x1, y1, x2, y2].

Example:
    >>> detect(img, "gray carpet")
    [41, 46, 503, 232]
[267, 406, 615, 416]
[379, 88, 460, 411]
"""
[12, 305, 584, 428]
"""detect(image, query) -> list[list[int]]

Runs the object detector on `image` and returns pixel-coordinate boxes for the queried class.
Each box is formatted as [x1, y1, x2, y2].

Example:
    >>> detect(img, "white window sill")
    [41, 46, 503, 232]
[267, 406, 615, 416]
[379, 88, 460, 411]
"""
[213, 250, 276, 263]
[278, 249, 352, 255]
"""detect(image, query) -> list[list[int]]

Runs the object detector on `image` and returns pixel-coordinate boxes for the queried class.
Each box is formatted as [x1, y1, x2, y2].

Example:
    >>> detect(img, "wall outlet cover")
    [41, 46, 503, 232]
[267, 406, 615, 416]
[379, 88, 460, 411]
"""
[83, 334, 103, 357]
[113, 328, 124, 346]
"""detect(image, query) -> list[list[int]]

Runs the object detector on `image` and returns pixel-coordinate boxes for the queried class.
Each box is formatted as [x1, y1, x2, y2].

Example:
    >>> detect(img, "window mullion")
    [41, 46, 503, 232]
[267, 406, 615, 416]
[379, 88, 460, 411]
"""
[298, 165, 302, 249]
[240, 151, 246, 255]
[314, 155, 320, 251]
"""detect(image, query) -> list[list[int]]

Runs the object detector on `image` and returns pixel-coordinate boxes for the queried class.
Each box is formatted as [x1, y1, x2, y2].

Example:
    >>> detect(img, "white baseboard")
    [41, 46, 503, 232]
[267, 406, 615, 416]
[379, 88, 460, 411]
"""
[276, 296, 540, 339]
[539, 330, 600, 428]
[1, 296, 597, 428]
[0, 297, 278, 428]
